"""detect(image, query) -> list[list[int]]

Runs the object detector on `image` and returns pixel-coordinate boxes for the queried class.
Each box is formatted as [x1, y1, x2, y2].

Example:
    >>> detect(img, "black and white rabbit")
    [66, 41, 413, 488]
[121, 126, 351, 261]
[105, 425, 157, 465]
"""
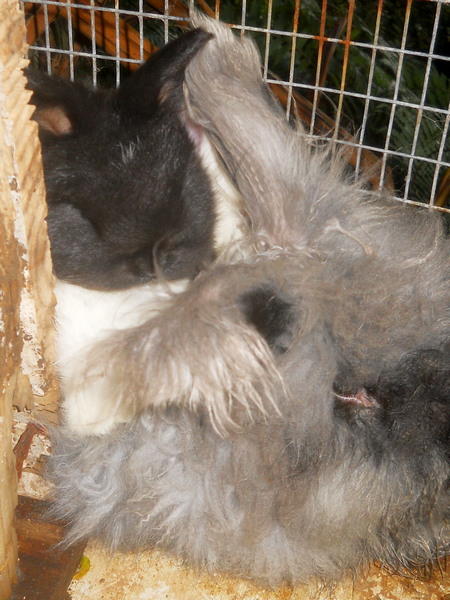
[40, 14, 449, 585]
[26, 28, 245, 290]
[27, 28, 245, 434]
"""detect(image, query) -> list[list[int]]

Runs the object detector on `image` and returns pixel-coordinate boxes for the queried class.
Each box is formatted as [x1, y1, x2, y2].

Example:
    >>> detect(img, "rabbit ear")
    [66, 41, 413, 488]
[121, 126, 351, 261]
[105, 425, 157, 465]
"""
[116, 28, 213, 119]
[185, 15, 315, 248]
[25, 28, 212, 134]
[25, 68, 101, 136]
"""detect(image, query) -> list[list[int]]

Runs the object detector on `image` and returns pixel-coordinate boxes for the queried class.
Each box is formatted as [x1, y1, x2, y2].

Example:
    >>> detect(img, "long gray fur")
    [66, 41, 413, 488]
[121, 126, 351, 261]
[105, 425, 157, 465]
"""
[50, 13, 449, 585]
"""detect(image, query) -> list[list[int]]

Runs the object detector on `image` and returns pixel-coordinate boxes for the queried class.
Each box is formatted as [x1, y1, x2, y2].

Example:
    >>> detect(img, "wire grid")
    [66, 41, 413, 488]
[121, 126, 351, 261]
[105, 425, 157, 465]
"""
[23, 0, 450, 211]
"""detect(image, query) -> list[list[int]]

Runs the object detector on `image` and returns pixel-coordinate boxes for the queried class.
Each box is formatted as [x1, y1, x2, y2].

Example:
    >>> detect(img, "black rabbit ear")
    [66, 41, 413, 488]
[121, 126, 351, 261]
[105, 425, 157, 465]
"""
[25, 68, 99, 136]
[116, 28, 213, 118]
[34, 106, 72, 135]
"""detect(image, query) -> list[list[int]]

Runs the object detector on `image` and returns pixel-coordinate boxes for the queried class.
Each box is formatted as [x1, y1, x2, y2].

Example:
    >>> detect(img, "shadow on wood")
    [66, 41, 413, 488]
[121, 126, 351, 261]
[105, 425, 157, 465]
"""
[11, 496, 86, 600]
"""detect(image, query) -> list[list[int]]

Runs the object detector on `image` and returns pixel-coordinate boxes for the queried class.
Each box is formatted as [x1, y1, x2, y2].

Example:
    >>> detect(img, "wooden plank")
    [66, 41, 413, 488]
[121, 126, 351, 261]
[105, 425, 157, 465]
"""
[1, 0, 59, 597]
[0, 1, 28, 595]
[0, 0, 59, 420]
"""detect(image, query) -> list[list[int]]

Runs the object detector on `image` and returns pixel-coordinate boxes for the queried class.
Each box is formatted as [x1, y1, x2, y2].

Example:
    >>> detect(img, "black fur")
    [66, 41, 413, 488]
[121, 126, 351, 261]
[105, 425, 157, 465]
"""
[26, 29, 215, 290]
[239, 285, 298, 355]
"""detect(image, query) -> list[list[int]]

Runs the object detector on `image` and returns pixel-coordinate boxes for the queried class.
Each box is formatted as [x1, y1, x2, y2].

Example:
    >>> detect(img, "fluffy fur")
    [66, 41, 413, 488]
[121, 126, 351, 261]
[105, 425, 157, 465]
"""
[47, 14, 449, 585]
[54, 279, 187, 434]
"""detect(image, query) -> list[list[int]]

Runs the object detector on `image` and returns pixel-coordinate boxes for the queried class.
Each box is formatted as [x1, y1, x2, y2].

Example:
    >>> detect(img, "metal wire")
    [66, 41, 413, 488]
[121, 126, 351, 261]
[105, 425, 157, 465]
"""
[23, 0, 450, 211]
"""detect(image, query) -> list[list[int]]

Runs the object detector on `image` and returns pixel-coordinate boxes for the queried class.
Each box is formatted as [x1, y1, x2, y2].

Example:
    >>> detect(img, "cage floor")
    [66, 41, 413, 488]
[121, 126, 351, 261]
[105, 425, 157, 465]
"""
[67, 542, 449, 600]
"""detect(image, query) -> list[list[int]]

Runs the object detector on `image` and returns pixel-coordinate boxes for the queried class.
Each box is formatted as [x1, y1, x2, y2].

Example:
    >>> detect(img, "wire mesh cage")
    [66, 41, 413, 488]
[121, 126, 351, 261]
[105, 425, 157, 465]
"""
[23, 0, 450, 212]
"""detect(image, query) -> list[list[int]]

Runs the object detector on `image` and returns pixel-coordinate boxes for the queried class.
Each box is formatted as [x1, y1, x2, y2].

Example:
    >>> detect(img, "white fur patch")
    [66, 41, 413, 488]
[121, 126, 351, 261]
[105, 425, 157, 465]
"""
[55, 279, 187, 435]
[120, 140, 140, 164]
[197, 134, 248, 252]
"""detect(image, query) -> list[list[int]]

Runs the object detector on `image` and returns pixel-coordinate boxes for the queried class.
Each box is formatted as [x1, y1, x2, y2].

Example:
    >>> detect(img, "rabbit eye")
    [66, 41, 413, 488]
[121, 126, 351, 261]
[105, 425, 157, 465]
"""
[239, 285, 297, 355]
[129, 254, 155, 279]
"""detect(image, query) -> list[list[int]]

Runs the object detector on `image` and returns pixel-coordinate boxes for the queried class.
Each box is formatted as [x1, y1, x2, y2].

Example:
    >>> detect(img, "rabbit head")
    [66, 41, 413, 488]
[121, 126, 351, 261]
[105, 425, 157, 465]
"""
[27, 28, 234, 290]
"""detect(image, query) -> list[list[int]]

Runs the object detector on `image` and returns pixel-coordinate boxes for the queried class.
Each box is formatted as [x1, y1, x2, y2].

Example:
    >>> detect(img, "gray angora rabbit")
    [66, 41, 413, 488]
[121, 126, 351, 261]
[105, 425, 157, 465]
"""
[47, 14, 449, 586]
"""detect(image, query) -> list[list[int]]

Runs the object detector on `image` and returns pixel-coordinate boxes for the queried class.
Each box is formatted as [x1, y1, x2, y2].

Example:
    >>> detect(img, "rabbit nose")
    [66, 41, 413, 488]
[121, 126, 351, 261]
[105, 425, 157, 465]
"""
[333, 389, 380, 409]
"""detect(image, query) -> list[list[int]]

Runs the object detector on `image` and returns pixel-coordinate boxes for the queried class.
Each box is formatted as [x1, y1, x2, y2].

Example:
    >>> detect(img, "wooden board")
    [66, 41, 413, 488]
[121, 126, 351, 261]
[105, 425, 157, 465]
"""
[0, 0, 59, 598]
[0, 0, 58, 420]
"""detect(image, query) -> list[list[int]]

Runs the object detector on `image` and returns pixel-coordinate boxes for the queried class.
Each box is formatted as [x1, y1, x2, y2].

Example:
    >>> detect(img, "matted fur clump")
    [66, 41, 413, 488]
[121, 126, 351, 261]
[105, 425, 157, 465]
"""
[48, 13, 449, 586]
